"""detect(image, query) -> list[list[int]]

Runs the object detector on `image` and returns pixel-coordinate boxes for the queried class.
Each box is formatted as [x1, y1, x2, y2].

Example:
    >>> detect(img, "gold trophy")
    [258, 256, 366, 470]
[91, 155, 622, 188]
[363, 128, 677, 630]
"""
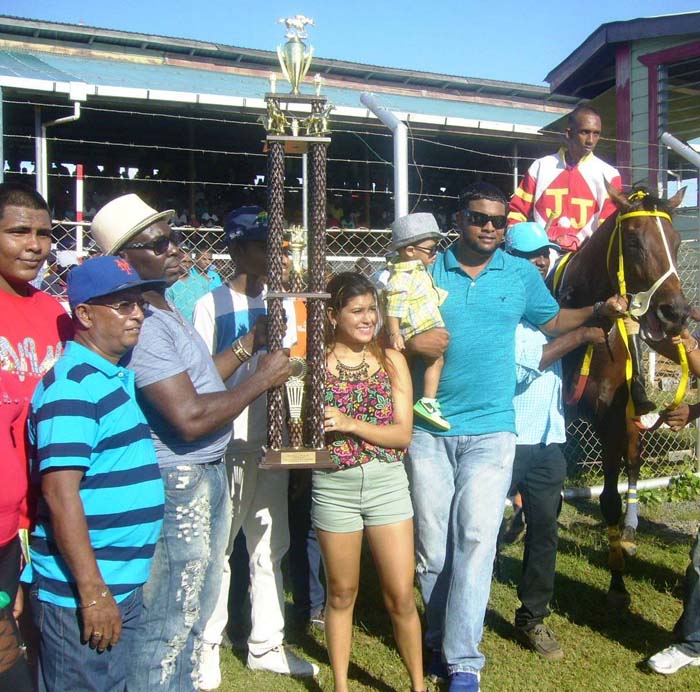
[277, 15, 314, 95]
[260, 21, 333, 469]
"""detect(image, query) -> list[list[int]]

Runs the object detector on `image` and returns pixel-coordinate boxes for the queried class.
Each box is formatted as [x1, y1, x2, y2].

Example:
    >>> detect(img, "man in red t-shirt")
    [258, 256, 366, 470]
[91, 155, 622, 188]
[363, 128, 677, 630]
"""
[0, 183, 72, 689]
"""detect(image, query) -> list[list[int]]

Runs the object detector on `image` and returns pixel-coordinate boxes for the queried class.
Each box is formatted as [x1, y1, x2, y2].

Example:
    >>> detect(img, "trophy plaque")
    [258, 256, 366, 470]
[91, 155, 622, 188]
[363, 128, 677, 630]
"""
[260, 16, 334, 469]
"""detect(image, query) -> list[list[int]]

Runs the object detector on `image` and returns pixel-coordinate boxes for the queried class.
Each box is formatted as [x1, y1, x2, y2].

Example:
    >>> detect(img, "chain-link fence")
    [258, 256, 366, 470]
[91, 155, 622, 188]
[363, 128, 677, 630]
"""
[49, 220, 699, 483]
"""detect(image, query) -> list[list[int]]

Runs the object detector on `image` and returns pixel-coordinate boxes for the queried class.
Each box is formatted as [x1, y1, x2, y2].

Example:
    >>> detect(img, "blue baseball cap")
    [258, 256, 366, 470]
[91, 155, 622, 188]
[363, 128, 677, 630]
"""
[505, 222, 561, 254]
[67, 256, 164, 310]
[224, 206, 269, 244]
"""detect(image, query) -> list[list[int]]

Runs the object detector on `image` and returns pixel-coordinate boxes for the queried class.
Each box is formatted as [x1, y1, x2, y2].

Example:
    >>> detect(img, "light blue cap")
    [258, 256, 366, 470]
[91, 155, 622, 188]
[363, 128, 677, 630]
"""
[505, 222, 561, 254]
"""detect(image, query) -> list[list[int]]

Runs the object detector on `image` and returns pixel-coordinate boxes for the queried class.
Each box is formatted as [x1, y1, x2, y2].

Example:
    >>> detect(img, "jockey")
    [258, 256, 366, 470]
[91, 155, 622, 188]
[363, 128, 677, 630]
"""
[508, 105, 654, 418]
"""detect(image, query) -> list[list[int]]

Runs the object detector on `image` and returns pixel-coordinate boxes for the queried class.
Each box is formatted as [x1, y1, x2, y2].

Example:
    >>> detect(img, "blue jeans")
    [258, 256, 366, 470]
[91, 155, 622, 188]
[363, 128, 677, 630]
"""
[674, 525, 700, 655]
[406, 429, 515, 674]
[31, 585, 143, 692]
[127, 461, 231, 692]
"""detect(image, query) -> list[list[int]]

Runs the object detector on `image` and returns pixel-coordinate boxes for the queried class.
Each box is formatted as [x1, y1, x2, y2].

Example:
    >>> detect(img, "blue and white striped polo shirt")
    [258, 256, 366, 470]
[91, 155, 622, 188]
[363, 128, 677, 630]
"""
[23, 341, 165, 607]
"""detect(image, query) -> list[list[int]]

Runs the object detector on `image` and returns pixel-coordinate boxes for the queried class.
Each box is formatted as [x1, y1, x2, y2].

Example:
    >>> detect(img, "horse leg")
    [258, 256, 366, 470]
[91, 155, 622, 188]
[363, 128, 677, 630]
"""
[620, 424, 642, 557]
[599, 425, 630, 608]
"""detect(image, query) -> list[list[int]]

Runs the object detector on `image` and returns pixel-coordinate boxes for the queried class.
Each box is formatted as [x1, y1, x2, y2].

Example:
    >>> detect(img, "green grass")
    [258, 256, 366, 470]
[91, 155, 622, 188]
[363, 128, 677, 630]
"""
[217, 500, 698, 691]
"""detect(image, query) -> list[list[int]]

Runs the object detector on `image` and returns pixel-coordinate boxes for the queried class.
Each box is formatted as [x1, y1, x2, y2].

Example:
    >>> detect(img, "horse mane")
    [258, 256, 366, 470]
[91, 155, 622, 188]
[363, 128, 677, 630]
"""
[626, 186, 675, 216]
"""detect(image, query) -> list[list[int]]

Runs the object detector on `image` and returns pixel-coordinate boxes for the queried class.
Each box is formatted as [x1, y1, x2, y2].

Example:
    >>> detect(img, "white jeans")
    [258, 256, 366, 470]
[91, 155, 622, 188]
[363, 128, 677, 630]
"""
[202, 451, 290, 656]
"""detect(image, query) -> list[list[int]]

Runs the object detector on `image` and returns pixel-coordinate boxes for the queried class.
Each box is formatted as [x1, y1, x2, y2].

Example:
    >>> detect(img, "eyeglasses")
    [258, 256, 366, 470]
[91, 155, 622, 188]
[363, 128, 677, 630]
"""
[413, 245, 439, 258]
[464, 210, 507, 230]
[122, 230, 181, 255]
[90, 299, 149, 315]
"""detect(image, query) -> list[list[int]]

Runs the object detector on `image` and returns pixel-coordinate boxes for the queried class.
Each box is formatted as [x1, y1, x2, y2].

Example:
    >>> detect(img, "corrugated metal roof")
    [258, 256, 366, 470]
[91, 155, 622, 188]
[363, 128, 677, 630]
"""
[0, 14, 575, 103]
[0, 48, 567, 133]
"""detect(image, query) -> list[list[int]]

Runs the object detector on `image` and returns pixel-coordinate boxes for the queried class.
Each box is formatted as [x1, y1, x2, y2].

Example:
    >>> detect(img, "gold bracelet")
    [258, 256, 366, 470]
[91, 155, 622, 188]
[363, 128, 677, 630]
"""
[231, 338, 253, 363]
[685, 338, 699, 354]
[79, 589, 110, 609]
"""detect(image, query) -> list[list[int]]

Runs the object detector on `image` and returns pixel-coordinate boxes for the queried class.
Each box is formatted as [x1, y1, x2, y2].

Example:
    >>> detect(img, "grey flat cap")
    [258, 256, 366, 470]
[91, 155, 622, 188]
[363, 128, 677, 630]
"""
[390, 213, 443, 251]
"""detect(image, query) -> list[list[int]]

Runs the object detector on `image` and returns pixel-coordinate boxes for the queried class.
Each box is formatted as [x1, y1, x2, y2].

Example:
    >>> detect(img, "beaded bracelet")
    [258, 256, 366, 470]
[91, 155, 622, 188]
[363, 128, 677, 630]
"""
[231, 338, 253, 363]
[79, 589, 110, 609]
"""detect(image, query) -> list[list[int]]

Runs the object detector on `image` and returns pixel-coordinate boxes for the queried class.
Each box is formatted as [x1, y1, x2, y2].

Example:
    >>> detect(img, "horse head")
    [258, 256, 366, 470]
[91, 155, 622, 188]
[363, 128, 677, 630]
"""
[606, 182, 690, 340]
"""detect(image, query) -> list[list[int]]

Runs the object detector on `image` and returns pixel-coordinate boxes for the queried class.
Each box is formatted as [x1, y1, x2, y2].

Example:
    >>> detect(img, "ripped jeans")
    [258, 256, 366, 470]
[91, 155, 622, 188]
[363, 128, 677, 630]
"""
[127, 460, 231, 692]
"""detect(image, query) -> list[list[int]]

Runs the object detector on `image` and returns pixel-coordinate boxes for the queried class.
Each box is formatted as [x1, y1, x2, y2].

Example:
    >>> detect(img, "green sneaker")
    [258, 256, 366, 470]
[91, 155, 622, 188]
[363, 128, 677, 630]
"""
[413, 398, 451, 431]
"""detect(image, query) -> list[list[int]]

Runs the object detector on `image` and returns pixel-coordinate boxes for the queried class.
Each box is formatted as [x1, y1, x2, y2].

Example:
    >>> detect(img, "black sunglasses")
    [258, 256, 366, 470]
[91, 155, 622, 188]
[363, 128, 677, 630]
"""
[413, 245, 439, 258]
[122, 230, 181, 255]
[464, 210, 507, 230]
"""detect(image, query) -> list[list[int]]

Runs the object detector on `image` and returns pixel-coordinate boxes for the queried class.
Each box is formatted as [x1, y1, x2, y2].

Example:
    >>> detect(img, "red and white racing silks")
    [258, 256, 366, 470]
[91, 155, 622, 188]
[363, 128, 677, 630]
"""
[507, 148, 622, 252]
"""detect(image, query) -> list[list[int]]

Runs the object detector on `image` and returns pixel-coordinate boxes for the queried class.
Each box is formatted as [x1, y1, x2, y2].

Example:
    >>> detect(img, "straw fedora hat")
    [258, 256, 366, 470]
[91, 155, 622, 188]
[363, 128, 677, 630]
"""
[91, 194, 175, 255]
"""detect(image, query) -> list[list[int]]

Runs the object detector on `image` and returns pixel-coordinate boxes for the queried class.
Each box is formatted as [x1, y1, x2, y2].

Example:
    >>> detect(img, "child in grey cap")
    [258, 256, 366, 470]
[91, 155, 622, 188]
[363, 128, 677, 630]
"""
[385, 213, 450, 431]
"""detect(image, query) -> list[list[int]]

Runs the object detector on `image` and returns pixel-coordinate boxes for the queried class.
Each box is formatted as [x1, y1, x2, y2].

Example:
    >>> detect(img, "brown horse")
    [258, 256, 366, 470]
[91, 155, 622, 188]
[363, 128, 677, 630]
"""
[555, 184, 689, 606]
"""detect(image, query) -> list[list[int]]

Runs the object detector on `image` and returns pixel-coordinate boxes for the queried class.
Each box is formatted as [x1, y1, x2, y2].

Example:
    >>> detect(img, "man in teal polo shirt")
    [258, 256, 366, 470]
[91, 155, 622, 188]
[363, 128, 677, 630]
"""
[405, 182, 626, 692]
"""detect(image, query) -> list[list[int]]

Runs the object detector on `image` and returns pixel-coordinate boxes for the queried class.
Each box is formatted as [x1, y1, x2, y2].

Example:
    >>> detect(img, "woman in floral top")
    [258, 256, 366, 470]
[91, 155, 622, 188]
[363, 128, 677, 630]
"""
[312, 272, 425, 692]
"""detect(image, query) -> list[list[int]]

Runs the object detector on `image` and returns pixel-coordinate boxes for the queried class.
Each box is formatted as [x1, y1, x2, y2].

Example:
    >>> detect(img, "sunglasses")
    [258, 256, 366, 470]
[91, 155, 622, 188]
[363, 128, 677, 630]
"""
[413, 245, 439, 258]
[122, 230, 181, 255]
[464, 210, 507, 230]
[90, 298, 149, 316]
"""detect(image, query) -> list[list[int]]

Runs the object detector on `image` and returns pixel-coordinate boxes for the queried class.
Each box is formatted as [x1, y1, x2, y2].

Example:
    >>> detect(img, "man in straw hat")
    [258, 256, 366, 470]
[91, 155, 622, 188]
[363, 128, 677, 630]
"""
[90, 193, 291, 691]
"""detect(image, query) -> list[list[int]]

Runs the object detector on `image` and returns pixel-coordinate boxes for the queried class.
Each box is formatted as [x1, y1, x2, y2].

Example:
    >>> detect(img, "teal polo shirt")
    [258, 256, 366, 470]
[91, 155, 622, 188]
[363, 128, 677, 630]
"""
[413, 246, 560, 436]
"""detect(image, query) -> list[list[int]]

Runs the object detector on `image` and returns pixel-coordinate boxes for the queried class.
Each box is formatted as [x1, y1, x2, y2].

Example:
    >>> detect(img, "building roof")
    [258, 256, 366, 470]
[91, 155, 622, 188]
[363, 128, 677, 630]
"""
[546, 11, 700, 97]
[0, 14, 576, 135]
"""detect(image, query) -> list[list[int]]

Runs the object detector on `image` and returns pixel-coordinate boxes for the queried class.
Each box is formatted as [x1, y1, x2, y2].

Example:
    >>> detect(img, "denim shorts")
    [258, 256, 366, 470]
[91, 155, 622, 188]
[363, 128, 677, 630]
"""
[311, 459, 413, 533]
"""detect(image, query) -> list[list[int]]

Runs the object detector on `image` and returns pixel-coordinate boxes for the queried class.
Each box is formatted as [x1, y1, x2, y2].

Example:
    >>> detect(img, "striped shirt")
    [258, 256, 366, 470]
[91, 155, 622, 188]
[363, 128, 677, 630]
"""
[23, 341, 164, 607]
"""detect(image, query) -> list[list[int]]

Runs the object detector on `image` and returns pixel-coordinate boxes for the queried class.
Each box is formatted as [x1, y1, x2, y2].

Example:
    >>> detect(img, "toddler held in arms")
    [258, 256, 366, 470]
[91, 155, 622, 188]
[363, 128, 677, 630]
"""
[385, 213, 450, 431]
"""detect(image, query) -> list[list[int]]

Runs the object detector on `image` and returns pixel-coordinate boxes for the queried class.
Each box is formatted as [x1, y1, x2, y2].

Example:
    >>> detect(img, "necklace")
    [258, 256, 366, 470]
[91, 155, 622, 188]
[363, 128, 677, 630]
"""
[333, 347, 369, 381]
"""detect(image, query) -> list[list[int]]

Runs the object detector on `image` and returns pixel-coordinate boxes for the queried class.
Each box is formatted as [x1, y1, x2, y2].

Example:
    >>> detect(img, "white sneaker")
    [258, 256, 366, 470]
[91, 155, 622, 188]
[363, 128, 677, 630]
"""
[247, 645, 319, 677]
[198, 642, 222, 690]
[647, 645, 700, 675]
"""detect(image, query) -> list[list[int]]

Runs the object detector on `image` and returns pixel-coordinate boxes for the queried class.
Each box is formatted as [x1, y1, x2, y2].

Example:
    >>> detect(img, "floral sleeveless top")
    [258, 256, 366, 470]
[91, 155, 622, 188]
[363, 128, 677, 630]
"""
[324, 366, 406, 468]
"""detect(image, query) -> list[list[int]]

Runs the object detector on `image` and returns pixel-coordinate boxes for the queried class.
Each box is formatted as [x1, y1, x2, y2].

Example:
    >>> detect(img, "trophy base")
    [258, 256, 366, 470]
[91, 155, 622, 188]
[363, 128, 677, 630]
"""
[260, 448, 334, 469]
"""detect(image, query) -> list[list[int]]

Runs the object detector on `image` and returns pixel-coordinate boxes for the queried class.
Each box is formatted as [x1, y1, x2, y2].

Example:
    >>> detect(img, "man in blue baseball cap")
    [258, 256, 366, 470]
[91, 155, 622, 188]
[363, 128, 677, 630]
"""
[23, 256, 166, 691]
[503, 222, 605, 661]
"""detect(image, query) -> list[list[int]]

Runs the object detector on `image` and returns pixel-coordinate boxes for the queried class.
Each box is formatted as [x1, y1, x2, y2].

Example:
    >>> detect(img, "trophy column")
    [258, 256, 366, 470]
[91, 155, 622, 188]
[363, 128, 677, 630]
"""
[265, 134, 286, 452]
[306, 99, 328, 451]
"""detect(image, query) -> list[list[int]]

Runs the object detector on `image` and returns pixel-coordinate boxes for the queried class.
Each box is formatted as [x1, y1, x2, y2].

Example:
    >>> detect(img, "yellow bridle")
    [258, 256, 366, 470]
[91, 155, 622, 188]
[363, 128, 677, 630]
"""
[606, 201, 688, 415]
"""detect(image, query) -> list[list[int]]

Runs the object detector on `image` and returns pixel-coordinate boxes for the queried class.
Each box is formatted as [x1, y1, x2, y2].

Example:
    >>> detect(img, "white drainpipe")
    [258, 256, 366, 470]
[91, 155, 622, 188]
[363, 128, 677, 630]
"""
[34, 99, 83, 201]
[360, 92, 408, 219]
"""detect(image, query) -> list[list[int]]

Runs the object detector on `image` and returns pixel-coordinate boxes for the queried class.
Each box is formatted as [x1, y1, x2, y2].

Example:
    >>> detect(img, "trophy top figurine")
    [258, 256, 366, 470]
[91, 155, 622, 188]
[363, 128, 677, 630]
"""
[276, 15, 315, 95]
[278, 14, 314, 40]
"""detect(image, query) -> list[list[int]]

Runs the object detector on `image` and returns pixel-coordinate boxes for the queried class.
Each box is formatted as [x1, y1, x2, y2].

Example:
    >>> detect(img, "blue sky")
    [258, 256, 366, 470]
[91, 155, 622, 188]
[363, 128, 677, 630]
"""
[5, 0, 700, 85]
